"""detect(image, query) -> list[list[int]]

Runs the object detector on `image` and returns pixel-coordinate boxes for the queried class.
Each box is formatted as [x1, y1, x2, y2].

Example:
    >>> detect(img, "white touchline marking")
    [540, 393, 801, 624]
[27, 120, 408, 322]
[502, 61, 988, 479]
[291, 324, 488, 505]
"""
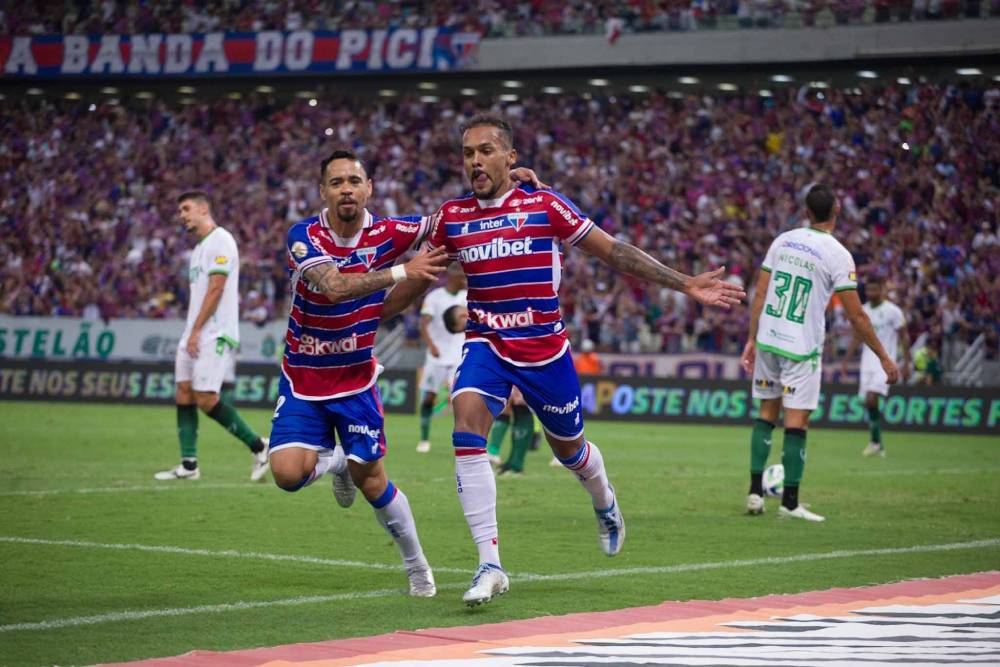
[511, 538, 1000, 582]
[1, 538, 996, 633]
[0, 536, 473, 576]
[0, 482, 257, 497]
[0, 583, 470, 634]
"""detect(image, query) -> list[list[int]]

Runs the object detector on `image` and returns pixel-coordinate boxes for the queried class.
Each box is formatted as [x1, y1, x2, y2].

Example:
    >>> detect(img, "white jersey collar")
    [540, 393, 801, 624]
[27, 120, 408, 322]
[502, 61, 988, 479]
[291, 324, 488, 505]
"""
[320, 208, 373, 247]
[475, 185, 519, 210]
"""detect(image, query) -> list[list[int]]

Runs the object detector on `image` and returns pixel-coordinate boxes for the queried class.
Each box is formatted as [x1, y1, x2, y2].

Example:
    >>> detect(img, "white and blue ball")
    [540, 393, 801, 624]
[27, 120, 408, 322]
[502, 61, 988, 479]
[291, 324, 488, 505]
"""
[763, 464, 784, 497]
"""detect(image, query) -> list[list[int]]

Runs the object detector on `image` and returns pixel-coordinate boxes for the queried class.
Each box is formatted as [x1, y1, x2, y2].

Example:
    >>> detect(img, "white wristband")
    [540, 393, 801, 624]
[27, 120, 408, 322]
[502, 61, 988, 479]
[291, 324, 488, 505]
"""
[390, 264, 407, 283]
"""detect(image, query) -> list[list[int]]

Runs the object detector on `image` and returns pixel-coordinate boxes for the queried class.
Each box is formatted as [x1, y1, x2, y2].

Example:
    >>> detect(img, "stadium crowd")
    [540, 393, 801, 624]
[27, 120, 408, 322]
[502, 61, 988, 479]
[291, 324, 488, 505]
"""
[2, 0, 995, 37]
[1, 81, 998, 366]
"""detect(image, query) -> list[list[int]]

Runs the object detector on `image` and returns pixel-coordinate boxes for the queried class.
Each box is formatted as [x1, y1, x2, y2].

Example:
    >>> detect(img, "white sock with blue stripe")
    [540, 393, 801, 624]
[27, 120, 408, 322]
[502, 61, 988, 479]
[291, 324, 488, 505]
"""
[453, 431, 500, 567]
[370, 481, 425, 568]
[558, 440, 615, 510]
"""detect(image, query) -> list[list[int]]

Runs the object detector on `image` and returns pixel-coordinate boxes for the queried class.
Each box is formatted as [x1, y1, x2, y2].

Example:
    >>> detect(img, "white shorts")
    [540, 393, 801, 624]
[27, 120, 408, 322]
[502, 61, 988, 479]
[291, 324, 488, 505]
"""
[751, 349, 821, 411]
[175, 340, 237, 393]
[419, 360, 458, 395]
[858, 368, 890, 397]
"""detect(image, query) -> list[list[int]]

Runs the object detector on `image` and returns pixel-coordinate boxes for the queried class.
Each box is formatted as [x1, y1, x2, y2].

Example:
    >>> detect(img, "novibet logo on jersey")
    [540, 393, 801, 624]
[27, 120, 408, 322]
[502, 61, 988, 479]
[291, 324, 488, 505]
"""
[458, 236, 534, 263]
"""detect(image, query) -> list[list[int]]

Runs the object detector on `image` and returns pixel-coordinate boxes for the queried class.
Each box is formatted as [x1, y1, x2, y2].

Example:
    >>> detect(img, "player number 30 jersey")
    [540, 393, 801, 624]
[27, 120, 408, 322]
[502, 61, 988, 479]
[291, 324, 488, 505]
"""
[757, 227, 857, 361]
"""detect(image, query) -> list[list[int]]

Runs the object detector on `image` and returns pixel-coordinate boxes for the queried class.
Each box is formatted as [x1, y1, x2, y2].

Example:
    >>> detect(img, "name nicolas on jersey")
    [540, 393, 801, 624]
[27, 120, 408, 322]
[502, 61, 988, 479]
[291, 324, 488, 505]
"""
[458, 236, 534, 263]
[297, 332, 359, 355]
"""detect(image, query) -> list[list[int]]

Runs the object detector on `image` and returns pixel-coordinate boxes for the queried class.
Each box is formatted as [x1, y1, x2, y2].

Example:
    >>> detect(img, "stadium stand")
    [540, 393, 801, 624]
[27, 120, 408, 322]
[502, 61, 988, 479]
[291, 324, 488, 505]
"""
[2, 0, 996, 37]
[1, 81, 997, 368]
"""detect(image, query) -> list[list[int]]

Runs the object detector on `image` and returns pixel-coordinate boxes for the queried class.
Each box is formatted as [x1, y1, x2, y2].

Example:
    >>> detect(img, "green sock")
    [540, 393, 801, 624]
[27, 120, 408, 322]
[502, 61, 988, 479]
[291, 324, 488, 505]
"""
[487, 415, 511, 457]
[505, 406, 533, 472]
[207, 400, 260, 450]
[782, 428, 807, 487]
[868, 405, 882, 444]
[220, 383, 236, 407]
[177, 404, 198, 459]
[419, 402, 433, 441]
[750, 418, 775, 473]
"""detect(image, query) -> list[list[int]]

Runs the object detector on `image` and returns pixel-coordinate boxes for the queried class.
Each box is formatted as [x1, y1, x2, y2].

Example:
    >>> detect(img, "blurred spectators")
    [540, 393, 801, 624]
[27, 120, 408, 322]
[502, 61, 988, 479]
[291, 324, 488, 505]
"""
[1, 79, 997, 368]
[1, 0, 994, 37]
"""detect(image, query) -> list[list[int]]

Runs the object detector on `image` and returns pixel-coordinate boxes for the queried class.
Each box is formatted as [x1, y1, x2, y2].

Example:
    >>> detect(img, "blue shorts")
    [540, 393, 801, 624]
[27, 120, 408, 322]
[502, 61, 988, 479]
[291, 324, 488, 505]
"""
[269, 375, 386, 463]
[452, 342, 584, 440]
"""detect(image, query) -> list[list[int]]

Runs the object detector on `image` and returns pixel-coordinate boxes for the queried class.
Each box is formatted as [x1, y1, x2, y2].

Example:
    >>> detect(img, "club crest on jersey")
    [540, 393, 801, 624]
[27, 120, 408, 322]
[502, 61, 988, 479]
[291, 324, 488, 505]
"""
[508, 212, 530, 231]
[355, 247, 377, 268]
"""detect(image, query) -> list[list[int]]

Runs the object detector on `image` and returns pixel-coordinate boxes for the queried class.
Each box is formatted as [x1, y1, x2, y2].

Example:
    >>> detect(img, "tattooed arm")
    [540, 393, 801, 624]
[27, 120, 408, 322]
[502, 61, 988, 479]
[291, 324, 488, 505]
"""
[575, 226, 745, 308]
[302, 246, 448, 304]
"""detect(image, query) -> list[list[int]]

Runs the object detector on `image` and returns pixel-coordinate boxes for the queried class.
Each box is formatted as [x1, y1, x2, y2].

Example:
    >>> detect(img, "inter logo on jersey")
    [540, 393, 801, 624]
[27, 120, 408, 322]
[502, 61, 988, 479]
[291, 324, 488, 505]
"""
[355, 247, 377, 268]
[508, 212, 529, 231]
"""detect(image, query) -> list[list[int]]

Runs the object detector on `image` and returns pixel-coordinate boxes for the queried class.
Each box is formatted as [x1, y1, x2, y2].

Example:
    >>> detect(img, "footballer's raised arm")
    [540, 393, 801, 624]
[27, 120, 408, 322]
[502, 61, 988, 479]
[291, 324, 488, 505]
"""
[576, 226, 746, 309]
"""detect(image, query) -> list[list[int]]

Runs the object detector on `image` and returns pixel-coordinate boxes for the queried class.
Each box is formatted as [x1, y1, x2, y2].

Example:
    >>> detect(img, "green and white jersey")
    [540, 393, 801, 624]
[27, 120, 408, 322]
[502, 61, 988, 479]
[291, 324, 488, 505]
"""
[181, 226, 240, 349]
[861, 300, 904, 372]
[757, 227, 856, 361]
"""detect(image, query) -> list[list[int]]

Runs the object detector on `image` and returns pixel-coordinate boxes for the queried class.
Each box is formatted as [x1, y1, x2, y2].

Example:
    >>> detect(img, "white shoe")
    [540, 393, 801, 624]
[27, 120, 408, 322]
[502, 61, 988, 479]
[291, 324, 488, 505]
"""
[549, 455, 562, 467]
[488, 454, 502, 466]
[463, 563, 509, 607]
[250, 438, 269, 482]
[407, 562, 437, 597]
[154, 464, 201, 481]
[747, 493, 765, 515]
[331, 464, 356, 508]
[779, 504, 825, 522]
[595, 489, 625, 556]
[862, 442, 886, 457]
[416, 440, 431, 453]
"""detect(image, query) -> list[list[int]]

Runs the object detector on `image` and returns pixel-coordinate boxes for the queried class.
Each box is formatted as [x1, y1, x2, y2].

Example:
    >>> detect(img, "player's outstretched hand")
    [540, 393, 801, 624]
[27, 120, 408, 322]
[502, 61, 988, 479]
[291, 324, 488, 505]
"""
[740, 340, 756, 374]
[510, 167, 550, 190]
[685, 267, 746, 309]
[403, 245, 449, 281]
[881, 357, 900, 385]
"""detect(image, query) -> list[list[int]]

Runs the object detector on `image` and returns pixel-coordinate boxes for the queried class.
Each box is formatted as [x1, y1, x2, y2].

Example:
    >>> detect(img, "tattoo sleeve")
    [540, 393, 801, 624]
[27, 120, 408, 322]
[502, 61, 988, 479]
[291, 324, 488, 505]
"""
[303, 263, 395, 304]
[606, 240, 689, 292]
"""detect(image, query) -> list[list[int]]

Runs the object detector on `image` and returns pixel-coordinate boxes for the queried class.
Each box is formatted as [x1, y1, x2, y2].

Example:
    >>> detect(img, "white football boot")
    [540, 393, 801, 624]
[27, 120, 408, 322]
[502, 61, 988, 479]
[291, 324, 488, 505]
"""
[463, 563, 509, 607]
[331, 454, 356, 508]
[595, 489, 625, 556]
[154, 464, 201, 481]
[747, 493, 765, 515]
[862, 442, 886, 457]
[406, 561, 437, 597]
[416, 440, 431, 453]
[250, 438, 270, 482]
[779, 505, 825, 522]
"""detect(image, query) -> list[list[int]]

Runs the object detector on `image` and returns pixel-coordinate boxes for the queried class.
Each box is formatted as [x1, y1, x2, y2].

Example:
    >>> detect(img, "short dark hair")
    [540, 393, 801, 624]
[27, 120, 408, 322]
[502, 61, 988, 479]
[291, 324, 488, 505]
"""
[866, 274, 885, 286]
[177, 190, 211, 211]
[459, 115, 513, 149]
[443, 304, 466, 334]
[320, 149, 370, 181]
[805, 184, 836, 222]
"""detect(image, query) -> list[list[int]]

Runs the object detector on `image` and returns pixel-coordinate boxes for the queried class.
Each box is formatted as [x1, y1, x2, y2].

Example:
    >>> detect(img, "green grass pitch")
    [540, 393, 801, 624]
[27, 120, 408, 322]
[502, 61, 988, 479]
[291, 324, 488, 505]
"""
[1, 401, 998, 665]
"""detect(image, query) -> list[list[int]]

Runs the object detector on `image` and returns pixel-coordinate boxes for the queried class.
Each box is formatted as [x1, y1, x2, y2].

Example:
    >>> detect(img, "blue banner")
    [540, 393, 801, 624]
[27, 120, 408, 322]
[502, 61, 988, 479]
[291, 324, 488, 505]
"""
[0, 28, 481, 78]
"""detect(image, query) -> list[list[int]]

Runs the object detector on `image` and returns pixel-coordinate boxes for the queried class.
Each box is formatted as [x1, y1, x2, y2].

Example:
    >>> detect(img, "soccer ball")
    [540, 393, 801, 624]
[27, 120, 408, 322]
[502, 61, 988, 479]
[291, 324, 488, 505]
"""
[763, 464, 784, 497]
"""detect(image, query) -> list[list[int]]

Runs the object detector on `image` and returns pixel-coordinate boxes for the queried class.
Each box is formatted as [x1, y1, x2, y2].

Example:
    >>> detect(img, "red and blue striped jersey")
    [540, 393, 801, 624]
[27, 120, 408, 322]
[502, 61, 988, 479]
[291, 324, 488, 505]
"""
[427, 185, 595, 366]
[283, 208, 430, 400]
